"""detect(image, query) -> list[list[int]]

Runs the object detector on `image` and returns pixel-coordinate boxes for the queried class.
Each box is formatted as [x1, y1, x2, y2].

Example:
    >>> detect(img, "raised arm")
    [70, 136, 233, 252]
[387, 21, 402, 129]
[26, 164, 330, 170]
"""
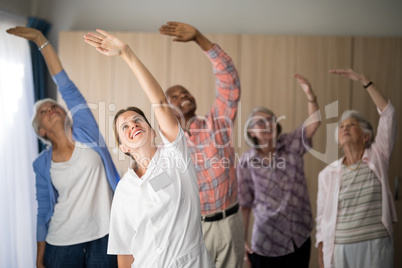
[329, 68, 388, 111]
[159, 21, 213, 51]
[84, 30, 178, 142]
[7, 27, 62, 76]
[295, 73, 321, 139]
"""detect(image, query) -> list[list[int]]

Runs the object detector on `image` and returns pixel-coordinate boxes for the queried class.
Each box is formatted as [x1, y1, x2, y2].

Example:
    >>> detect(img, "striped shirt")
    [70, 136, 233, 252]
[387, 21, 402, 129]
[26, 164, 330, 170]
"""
[335, 162, 388, 244]
[186, 44, 240, 215]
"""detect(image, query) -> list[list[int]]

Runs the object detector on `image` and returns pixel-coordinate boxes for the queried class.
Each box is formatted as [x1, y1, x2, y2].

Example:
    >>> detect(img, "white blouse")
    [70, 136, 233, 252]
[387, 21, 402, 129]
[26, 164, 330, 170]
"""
[107, 126, 213, 268]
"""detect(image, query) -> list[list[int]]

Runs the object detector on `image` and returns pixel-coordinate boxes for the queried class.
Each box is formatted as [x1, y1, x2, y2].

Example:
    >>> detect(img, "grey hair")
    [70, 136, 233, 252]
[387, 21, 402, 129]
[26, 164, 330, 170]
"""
[246, 106, 282, 146]
[335, 109, 374, 148]
[31, 98, 71, 147]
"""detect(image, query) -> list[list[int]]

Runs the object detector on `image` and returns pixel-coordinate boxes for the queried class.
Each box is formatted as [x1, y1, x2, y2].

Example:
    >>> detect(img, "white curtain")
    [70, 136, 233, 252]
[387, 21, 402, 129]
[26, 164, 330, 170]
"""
[0, 11, 37, 268]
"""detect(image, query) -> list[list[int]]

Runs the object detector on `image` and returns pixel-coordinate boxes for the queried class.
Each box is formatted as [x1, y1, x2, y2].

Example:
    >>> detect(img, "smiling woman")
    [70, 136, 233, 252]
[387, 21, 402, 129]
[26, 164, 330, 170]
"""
[84, 29, 214, 268]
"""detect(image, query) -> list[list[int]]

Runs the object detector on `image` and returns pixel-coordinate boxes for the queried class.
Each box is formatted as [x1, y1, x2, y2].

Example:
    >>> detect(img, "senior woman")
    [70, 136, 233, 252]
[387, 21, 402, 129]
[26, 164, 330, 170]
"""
[316, 68, 397, 268]
[6, 27, 119, 268]
[237, 74, 321, 268]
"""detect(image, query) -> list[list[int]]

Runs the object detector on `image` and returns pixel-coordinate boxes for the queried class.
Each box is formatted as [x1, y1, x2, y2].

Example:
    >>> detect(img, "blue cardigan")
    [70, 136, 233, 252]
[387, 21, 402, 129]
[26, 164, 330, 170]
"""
[33, 70, 120, 242]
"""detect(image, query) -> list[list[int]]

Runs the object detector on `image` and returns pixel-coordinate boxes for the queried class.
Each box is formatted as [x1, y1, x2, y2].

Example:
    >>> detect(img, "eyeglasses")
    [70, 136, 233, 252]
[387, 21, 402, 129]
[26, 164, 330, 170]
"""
[249, 117, 276, 128]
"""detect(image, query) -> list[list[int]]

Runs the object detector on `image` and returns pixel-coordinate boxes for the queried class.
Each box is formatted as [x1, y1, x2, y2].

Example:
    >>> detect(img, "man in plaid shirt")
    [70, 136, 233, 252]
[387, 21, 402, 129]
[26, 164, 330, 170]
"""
[160, 22, 244, 268]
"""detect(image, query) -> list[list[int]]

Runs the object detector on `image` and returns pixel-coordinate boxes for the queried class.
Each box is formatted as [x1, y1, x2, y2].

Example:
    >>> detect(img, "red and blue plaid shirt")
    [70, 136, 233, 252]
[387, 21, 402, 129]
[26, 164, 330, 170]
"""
[185, 44, 240, 215]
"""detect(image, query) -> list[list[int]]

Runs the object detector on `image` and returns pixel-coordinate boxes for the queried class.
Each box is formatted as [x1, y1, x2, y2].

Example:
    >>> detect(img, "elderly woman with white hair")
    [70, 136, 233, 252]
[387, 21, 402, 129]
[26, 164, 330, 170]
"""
[6, 27, 119, 268]
[237, 74, 321, 268]
[316, 68, 397, 268]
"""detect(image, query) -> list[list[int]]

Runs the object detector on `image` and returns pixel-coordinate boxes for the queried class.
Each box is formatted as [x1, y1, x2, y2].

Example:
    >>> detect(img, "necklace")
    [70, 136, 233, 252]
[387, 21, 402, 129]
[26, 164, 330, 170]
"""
[345, 160, 362, 171]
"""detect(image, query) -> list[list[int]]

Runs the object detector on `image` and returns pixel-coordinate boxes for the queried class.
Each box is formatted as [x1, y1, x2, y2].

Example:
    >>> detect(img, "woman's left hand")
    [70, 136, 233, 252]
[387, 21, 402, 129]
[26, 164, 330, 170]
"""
[84, 29, 127, 57]
[6, 27, 43, 43]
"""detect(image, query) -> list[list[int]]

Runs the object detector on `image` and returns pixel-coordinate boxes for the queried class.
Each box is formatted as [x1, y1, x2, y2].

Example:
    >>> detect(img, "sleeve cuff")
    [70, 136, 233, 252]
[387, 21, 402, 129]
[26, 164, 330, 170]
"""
[302, 126, 313, 149]
[377, 100, 394, 116]
[205, 44, 220, 58]
[37, 224, 47, 242]
[158, 120, 183, 146]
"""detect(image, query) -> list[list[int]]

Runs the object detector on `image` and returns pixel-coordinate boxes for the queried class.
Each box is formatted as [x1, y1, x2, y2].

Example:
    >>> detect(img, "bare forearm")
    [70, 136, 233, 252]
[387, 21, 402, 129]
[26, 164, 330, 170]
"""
[318, 242, 324, 268]
[36, 241, 46, 268]
[120, 44, 178, 140]
[194, 30, 213, 51]
[120, 45, 166, 103]
[34, 34, 63, 76]
[240, 206, 251, 241]
[302, 78, 320, 139]
[364, 82, 388, 111]
[305, 97, 321, 139]
[118, 255, 134, 268]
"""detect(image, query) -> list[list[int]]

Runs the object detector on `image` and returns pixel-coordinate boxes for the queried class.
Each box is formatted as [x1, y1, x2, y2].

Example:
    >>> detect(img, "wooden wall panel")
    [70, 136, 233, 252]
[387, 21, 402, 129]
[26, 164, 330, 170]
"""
[168, 34, 240, 117]
[352, 37, 402, 268]
[238, 35, 297, 268]
[58, 31, 113, 124]
[238, 35, 297, 156]
[295, 36, 353, 268]
[58, 32, 401, 268]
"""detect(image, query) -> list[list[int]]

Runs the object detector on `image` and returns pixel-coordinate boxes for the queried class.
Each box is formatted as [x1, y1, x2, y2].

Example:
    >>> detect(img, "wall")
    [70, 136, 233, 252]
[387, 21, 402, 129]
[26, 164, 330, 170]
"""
[58, 31, 402, 268]
[2, 0, 402, 45]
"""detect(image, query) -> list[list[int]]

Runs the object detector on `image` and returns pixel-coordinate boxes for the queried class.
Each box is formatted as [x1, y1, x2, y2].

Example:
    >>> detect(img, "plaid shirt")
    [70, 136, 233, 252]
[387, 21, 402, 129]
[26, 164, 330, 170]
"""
[185, 44, 240, 215]
[237, 126, 313, 257]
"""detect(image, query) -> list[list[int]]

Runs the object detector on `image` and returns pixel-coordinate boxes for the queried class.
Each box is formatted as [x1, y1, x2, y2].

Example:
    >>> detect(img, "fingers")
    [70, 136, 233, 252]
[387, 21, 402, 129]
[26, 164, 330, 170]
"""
[159, 25, 178, 36]
[85, 32, 104, 42]
[166, 21, 179, 26]
[159, 21, 181, 36]
[95, 29, 110, 37]
[83, 31, 107, 49]
[329, 69, 344, 74]
[329, 68, 353, 75]
[294, 73, 311, 87]
[6, 27, 16, 34]
[83, 38, 101, 48]
[294, 73, 306, 82]
[6, 26, 24, 36]
[244, 242, 254, 254]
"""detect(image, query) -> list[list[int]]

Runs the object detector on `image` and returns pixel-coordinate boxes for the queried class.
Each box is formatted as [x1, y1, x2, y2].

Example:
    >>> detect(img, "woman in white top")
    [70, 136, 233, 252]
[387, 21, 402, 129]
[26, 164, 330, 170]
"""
[7, 27, 119, 268]
[84, 30, 214, 268]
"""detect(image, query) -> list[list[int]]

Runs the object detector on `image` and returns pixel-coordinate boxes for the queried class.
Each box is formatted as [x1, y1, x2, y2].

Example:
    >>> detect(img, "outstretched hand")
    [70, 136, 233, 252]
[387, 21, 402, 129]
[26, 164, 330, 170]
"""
[159, 21, 198, 42]
[295, 73, 315, 100]
[329, 68, 368, 84]
[6, 26, 42, 42]
[84, 29, 127, 56]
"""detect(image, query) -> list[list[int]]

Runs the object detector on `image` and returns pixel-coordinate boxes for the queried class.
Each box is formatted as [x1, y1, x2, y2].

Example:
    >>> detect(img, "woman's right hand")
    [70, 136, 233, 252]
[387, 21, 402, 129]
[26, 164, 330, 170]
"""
[318, 242, 324, 268]
[329, 68, 370, 86]
[244, 242, 253, 266]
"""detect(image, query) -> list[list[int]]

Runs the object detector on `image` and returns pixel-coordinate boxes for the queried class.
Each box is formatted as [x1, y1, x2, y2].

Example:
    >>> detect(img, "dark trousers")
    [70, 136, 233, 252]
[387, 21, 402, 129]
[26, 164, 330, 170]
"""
[248, 237, 311, 268]
[44, 234, 117, 268]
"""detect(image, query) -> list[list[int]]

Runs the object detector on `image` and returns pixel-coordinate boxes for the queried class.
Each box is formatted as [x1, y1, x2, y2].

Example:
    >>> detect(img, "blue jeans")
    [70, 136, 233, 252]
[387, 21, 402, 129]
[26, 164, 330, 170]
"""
[44, 235, 117, 268]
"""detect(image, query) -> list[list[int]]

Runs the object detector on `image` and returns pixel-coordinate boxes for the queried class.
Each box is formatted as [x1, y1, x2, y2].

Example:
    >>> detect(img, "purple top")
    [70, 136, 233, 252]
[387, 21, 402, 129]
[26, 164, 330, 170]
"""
[237, 126, 313, 257]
